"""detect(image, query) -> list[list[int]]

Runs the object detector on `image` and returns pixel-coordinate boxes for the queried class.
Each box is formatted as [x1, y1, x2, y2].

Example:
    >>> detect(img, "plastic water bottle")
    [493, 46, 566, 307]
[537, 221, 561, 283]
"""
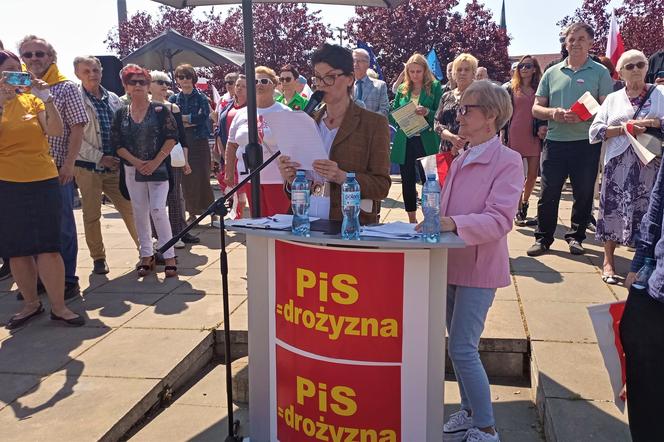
[632, 257, 656, 290]
[421, 173, 441, 243]
[341, 172, 361, 240]
[291, 170, 310, 237]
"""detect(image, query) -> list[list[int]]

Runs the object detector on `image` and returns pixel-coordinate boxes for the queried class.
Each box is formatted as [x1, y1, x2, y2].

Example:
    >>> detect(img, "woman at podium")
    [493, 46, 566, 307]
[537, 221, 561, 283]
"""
[277, 44, 391, 224]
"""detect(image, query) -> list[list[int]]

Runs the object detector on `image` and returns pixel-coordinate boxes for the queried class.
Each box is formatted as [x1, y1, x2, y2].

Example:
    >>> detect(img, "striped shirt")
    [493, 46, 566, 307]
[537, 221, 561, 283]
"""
[48, 81, 89, 167]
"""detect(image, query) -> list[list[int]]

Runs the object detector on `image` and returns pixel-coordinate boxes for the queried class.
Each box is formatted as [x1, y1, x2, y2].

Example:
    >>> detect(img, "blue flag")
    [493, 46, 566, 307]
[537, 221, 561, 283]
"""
[356, 41, 384, 80]
[427, 49, 444, 81]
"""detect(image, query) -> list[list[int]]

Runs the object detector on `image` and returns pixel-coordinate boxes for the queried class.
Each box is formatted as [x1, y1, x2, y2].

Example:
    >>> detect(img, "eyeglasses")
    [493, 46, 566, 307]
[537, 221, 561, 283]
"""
[152, 80, 171, 86]
[224, 80, 235, 85]
[279, 77, 293, 83]
[21, 51, 47, 59]
[313, 72, 347, 87]
[126, 79, 148, 86]
[176, 75, 192, 80]
[623, 61, 647, 71]
[256, 78, 273, 85]
[518, 63, 534, 70]
[457, 104, 483, 116]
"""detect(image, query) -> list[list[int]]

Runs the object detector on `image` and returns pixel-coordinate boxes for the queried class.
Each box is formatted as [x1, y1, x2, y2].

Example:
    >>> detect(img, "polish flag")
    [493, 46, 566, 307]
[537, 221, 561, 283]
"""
[570, 91, 600, 121]
[606, 10, 625, 79]
[196, 77, 209, 91]
[211, 84, 222, 107]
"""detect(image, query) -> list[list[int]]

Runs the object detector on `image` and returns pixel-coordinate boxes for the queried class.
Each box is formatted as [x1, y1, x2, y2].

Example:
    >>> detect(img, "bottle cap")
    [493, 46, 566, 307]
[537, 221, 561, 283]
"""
[347, 172, 355, 178]
[296, 169, 305, 176]
[427, 173, 437, 181]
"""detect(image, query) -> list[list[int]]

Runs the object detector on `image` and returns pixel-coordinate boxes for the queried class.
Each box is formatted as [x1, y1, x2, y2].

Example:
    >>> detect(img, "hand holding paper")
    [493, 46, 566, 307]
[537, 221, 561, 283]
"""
[262, 111, 329, 171]
[569, 91, 600, 121]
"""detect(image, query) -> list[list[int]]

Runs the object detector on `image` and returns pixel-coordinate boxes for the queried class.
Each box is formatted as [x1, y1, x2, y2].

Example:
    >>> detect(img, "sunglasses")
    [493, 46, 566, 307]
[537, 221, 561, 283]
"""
[152, 80, 171, 86]
[279, 77, 293, 83]
[457, 104, 483, 116]
[21, 51, 47, 59]
[126, 79, 148, 86]
[224, 80, 235, 85]
[176, 75, 192, 80]
[623, 61, 647, 71]
[518, 63, 534, 70]
[256, 78, 273, 85]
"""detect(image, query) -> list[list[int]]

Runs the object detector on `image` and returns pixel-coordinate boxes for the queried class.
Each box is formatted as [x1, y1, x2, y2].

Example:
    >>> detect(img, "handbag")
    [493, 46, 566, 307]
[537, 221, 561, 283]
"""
[170, 143, 186, 167]
[134, 162, 169, 182]
[632, 85, 663, 157]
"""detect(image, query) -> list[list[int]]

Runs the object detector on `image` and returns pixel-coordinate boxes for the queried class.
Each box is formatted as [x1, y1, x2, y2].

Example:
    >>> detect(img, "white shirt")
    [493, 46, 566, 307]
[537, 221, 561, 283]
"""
[228, 102, 291, 184]
[308, 116, 338, 219]
[462, 137, 494, 167]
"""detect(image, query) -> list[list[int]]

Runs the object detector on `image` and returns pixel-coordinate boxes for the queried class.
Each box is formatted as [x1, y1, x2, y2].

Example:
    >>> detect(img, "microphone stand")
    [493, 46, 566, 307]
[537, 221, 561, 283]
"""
[158, 150, 281, 442]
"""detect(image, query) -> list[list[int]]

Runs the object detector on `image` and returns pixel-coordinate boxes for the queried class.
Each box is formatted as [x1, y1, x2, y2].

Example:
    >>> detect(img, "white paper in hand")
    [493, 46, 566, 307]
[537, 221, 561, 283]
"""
[262, 111, 329, 170]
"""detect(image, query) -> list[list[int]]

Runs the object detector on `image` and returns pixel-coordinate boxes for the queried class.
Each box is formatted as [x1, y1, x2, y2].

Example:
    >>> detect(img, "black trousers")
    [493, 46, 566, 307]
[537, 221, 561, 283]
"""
[534, 139, 601, 245]
[620, 287, 664, 442]
[399, 136, 427, 213]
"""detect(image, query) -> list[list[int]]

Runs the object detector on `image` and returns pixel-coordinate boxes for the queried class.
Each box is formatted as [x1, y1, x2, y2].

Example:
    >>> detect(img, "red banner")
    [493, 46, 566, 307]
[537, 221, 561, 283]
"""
[275, 240, 405, 362]
[276, 345, 401, 441]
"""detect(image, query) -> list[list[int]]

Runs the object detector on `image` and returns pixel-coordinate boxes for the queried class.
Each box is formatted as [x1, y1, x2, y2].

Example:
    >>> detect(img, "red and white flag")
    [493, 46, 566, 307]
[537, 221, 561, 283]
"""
[606, 10, 625, 79]
[212, 84, 222, 107]
[196, 77, 209, 91]
[570, 91, 600, 121]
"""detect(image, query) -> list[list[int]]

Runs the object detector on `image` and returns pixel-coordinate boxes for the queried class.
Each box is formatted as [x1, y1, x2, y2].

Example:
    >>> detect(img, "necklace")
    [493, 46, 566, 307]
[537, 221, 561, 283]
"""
[325, 110, 346, 126]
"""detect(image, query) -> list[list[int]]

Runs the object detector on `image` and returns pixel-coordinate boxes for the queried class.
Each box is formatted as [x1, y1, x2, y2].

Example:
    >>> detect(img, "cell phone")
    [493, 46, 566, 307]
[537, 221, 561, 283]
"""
[656, 71, 664, 79]
[2, 71, 31, 87]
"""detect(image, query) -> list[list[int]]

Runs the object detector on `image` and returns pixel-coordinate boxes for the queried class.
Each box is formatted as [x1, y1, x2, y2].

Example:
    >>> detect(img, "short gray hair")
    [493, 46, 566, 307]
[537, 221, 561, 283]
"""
[616, 49, 648, 72]
[17, 35, 57, 62]
[462, 80, 513, 130]
[73, 56, 102, 71]
[225, 72, 239, 82]
[149, 70, 170, 82]
[352, 48, 370, 61]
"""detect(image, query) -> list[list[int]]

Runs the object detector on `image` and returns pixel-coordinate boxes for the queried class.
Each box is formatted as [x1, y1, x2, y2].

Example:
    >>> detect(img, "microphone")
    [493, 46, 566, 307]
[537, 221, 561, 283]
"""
[303, 90, 325, 115]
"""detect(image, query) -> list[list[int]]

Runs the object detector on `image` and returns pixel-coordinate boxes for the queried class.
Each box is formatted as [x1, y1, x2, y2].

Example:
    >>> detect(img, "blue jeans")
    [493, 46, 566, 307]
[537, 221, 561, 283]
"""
[446, 284, 496, 429]
[60, 181, 78, 284]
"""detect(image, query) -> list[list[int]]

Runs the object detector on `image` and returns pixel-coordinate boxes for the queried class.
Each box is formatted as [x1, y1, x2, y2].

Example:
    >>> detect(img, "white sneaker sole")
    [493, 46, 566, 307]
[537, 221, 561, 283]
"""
[443, 429, 469, 442]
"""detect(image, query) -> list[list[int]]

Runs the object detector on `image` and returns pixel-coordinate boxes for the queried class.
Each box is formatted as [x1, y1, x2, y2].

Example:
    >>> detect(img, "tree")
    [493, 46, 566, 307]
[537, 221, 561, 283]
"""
[558, 0, 664, 58]
[105, 5, 331, 90]
[344, 0, 511, 85]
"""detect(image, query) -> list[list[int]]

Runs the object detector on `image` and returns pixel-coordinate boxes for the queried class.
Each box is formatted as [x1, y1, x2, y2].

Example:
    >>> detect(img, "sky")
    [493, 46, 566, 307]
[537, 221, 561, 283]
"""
[1, 0, 618, 79]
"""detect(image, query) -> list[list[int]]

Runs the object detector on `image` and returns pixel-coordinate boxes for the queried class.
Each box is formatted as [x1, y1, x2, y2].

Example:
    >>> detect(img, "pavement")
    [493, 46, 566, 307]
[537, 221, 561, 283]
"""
[0, 178, 631, 441]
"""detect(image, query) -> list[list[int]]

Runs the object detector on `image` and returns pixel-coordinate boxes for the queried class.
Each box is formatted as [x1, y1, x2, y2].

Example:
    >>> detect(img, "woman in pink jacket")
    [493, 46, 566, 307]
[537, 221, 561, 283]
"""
[430, 81, 524, 442]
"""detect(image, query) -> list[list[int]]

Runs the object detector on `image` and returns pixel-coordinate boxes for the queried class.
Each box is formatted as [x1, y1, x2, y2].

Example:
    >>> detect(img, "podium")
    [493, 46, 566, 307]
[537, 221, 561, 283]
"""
[228, 227, 465, 441]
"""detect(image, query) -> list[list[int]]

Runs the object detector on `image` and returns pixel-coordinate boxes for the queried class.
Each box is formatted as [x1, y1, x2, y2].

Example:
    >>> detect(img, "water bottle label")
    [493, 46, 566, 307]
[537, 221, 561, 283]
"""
[422, 193, 439, 208]
[342, 191, 360, 206]
[292, 190, 307, 205]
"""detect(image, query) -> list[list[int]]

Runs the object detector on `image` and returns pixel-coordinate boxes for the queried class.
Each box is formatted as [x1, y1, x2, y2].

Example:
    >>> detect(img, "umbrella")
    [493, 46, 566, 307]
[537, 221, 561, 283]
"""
[122, 29, 244, 78]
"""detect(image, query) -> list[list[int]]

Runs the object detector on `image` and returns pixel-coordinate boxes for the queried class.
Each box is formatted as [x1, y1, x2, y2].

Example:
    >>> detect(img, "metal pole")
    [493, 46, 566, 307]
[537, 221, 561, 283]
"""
[242, 0, 262, 218]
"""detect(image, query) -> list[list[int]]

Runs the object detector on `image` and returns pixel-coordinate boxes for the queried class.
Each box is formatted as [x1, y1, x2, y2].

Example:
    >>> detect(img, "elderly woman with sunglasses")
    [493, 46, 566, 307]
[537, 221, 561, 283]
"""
[421, 81, 523, 442]
[112, 65, 178, 277]
[225, 66, 292, 216]
[169, 64, 217, 226]
[589, 50, 664, 285]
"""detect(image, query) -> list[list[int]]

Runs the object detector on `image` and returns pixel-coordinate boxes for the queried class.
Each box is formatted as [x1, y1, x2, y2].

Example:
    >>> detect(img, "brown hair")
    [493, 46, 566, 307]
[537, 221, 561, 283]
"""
[597, 56, 617, 77]
[400, 53, 436, 96]
[510, 55, 542, 92]
[174, 64, 197, 83]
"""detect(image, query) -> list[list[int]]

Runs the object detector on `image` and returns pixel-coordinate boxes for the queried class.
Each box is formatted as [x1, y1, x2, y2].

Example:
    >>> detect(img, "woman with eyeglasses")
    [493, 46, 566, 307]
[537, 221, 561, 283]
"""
[226, 66, 292, 216]
[589, 50, 664, 285]
[216, 75, 248, 219]
[112, 64, 178, 278]
[0, 50, 85, 328]
[276, 64, 309, 111]
[390, 53, 443, 224]
[169, 64, 217, 226]
[149, 70, 200, 247]
[421, 81, 523, 442]
[435, 53, 478, 155]
[277, 44, 391, 224]
[503, 55, 546, 226]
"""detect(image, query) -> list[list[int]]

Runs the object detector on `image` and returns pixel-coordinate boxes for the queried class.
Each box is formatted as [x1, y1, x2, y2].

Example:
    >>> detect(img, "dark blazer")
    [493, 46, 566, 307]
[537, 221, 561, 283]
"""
[312, 101, 391, 224]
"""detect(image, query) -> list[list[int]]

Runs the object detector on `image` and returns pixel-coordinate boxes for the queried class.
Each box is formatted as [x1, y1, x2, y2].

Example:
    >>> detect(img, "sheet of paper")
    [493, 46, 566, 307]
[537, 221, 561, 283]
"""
[622, 122, 657, 165]
[390, 101, 430, 138]
[262, 111, 329, 171]
[226, 214, 321, 230]
[360, 221, 420, 239]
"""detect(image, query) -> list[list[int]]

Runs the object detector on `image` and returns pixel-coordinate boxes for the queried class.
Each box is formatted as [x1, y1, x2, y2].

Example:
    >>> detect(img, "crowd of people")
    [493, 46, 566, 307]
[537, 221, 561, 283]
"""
[1, 21, 664, 441]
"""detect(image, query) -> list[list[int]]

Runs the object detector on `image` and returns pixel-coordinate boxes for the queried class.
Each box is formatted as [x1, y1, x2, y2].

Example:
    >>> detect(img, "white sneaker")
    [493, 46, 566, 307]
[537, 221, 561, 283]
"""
[443, 409, 472, 442]
[464, 428, 499, 442]
[174, 239, 186, 249]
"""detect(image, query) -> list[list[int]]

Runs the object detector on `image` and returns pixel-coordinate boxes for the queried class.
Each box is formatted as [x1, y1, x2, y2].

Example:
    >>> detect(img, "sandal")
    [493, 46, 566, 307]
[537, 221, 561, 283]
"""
[137, 256, 155, 277]
[601, 273, 618, 285]
[164, 265, 178, 278]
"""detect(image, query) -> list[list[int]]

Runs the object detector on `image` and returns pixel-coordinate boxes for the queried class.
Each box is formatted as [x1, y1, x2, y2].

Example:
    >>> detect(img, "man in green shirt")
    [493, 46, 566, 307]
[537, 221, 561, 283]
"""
[528, 22, 614, 257]
[276, 64, 309, 111]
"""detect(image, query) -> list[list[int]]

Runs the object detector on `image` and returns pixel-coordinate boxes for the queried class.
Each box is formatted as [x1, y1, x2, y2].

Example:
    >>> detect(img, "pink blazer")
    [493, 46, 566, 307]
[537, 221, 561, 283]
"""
[441, 136, 524, 288]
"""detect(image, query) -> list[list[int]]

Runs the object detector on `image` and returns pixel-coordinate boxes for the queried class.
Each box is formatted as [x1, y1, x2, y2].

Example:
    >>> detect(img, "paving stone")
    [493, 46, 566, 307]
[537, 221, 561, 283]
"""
[96, 272, 186, 294]
[0, 373, 42, 411]
[531, 341, 615, 402]
[67, 291, 166, 328]
[496, 281, 518, 300]
[543, 398, 629, 442]
[66, 328, 208, 379]
[124, 294, 244, 330]
[0, 375, 159, 441]
[521, 300, 598, 343]
[173, 269, 248, 296]
[483, 300, 527, 353]
[510, 250, 596, 274]
[515, 273, 616, 304]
